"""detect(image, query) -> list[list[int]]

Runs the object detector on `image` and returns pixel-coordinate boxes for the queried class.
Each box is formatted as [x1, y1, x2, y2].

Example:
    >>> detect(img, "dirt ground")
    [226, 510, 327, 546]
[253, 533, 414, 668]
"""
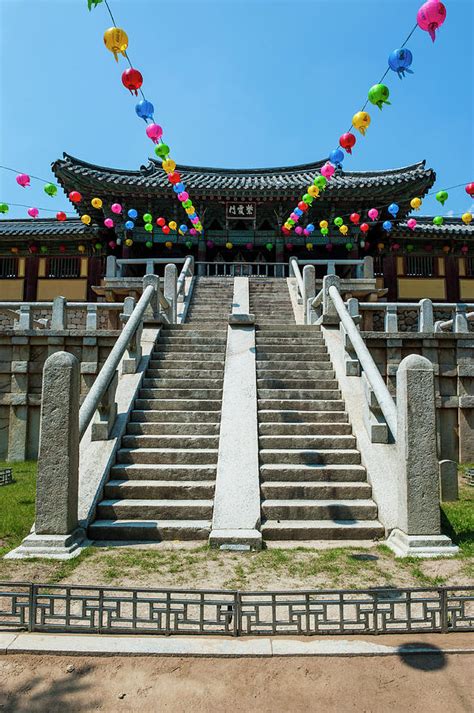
[0, 651, 472, 713]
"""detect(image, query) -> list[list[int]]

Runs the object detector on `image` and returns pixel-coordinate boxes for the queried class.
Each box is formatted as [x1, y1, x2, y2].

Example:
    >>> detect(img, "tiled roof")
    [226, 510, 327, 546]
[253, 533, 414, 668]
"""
[52, 153, 436, 199]
[0, 218, 96, 238]
[396, 217, 474, 238]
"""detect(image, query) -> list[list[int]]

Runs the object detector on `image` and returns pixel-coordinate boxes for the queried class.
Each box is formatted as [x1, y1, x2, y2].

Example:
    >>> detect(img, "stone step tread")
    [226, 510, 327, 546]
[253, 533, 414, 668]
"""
[106, 479, 215, 488]
[259, 424, 352, 435]
[260, 448, 361, 455]
[262, 498, 376, 507]
[131, 410, 220, 422]
[110, 464, 216, 480]
[258, 401, 345, 411]
[139, 390, 223, 399]
[261, 520, 384, 535]
[258, 390, 341, 399]
[135, 399, 222, 409]
[118, 448, 219, 455]
[127, 423, 219, 435]
[89, 520, 211, 540]
[99, 498, 214, 507]
[142, 380, 223, 388]
[262, 482, 371, 493]
[122, 435, 219, 446]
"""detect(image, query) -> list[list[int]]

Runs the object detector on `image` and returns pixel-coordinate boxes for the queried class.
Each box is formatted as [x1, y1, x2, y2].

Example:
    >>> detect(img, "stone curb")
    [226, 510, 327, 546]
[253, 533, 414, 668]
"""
[1, 633, 473, 658]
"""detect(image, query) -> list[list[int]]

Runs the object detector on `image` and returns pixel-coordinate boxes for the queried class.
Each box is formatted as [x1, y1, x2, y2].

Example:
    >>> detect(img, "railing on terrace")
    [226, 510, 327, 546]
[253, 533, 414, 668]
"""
[1, 583, 472, 636]
[107, 256, 189, 279]
[348, 300, 474, 334]
[0, 301, 125, 331]
[196, 262, 288, 278]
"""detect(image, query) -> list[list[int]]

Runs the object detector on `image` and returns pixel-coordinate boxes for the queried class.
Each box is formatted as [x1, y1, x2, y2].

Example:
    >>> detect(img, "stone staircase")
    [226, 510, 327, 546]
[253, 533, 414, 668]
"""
[250, 280, 384, 541]
[89, 278, 234, 542]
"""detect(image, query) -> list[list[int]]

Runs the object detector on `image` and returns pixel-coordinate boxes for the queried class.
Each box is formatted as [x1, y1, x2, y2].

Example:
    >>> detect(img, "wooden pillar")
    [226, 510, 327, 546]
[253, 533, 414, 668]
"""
[382, 254, 397, 301]
[24, 255, 39, 301]
[87, 256, 104, 301]
[445, 254, 460, 303]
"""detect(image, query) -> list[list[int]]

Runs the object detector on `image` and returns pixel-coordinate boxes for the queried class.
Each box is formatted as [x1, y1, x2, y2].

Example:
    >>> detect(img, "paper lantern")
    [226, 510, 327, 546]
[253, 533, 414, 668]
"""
[91, 197, 103, 209]
[81, 214, 92, 225]
[69, 191, 82, 203]
[0, 203, 9, 214]
[146, 123, 163, 144]
[111, 203, 122, 214]
[16, 173, 30, 187]
[165, 241, 173, 249]
[121, 68, 143, 95]
[27, 207, 39, 218]
[56, 212, 67, 221]
[388, 48, 414, 79]
[410, 197, 422, 210]
[417, 1, 447, 42]
[155, 143, 170, 159]
[339, 132, 356, 154]
[135, 99, 154, 121]
[461, 213, 472, 225]
[125, 238, 133, 247]
[103, 27, 128, 61]
[44, 183, 57, 197]
[225, 242, 233, 249]
[104, 218, 114, 228]
[352, 111, 371, 136]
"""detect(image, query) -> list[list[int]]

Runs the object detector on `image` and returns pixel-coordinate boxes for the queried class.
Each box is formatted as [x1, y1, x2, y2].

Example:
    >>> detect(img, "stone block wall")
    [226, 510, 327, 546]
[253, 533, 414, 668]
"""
[0, 329, 119, 460]
[0, 308, 120, 331]
[363, 332, 474, 462]
[365, 308, 474, 333]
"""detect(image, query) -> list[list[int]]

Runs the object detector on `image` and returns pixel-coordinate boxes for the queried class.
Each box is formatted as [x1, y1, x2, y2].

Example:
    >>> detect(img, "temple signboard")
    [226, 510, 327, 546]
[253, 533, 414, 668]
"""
[226, 202, 256, 219]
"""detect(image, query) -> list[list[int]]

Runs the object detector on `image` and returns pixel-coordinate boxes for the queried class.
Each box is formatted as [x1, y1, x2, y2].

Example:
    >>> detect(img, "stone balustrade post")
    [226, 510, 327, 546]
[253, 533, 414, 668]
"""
[327, 261, 336, 276]
[302, 265, 315, 325]
[14, 305, 32, 331]
[142, 274, 160, 320]
[342, 298, 361, 376]
[6, 351, 87, 559]
[454, 304, 469, 333]
[418, 298, 434, 333]
[86, 305, 98, 331]
[164, 263, 178, 323]
[145, 259, 154, 276]
[51, 296, 67, 330]
[363, 255, 374, 279]
[317, 274, 341, 325]
[387, 354, 458, 557]
[106, 255, 117, 278]
[121, 297, 142, 374]
[384, 305, 398, 333]
[91, 368, 118, 440]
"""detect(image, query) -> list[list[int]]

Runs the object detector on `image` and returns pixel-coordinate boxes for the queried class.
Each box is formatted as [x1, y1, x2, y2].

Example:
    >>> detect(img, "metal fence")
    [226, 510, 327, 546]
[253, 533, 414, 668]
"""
[1, 583, 472, 636]
[0, 469, 13, 486]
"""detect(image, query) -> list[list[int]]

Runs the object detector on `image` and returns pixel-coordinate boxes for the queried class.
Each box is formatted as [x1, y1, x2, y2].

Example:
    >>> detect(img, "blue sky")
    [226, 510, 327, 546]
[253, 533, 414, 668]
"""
[1, 0, 473, 219]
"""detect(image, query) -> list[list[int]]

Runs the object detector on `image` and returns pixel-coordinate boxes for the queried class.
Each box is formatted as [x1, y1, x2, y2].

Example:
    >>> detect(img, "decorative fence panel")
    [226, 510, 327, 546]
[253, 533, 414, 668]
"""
[1, 583, 472, 636]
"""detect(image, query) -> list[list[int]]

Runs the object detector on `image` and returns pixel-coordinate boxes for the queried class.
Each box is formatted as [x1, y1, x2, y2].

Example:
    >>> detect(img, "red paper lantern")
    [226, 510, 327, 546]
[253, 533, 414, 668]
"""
[56, 211, 67, 221]
[59, 244, 67, 253]
[28, 244, 38, 253]
[360, 223, 369, 233]
[281, 226, 291, 236]
[156, 217, 166, 227]
[297, 201, 309, 212]
[339, 132, 356, 154]
[167, 172, 181, 185]
[69, 191, 82, 203]
[350, 213, 360, 224]
[121, 68, 143, 95]
[162, 225, 170, 234]
[466, 183, 474, 197]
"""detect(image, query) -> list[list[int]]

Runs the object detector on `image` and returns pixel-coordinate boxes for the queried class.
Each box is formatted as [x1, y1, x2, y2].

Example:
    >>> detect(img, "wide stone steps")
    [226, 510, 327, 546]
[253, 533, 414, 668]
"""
[135, 398, 222, 411]
[152, 344, 226, 354]
[260, 448, 361, 465]
[96, 499, 214, 520]
[131, 409, 220, 423]
[138, 388, 223, 400]
[116, 447, 219, 465]
[121, 435, 219, 449]
[258, 399, 345, 411]
[259, 422, 352, 436]
[110, 463, 217, 481]
[145, 369, 224, 379]
[261, 520, 384, 540]
[258, 409, 348, 423]
[260, 463, 368, 482]
[89, 520, 210, 541]
[104, 480, 215, 499]
[257, 368, 335, 378]
[127, 422, 219, 436]
[257, 379, 338, 389]
[258, 389, 341, 400]
[259, 435, 356, 449]
[142, 378, 222, 389]
[261, 482, 372, 499]
[261, 499, 378, 520]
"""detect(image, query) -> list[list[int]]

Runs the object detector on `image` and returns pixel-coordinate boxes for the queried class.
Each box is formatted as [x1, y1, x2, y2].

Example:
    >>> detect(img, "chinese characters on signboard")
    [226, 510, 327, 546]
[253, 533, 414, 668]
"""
[226, 202, 256, 219]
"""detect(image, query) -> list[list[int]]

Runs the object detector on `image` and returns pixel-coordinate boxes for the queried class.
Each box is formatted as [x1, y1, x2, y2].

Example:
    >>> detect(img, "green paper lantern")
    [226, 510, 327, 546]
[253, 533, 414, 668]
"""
[44, 183, 58, 197]
[40, 245, 48, 254]
[265, 242, 273, 251]
[94, 242, 102, 250]
[155, 143, 170, 159]
[0, 203, 9, 214]
[302, 193, 313, 205]
[320, 227, 329, 236]
[144, 223, 153, 232]
[314, 176, 327, 190]
[143, 213, 153, 223]
[345, 242, 353, 251]
[185, 240, 193, 249]
[145, 241, 153, 248]
[433, 216, 444, 226]
[334, 217, 343, 227]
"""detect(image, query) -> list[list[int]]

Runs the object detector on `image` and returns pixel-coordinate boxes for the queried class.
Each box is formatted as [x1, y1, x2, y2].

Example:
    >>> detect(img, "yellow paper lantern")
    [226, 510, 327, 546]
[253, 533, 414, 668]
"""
[165, 241, 173, 249]
[78, 244, 86, 253]
[352, 111, 371, 136]
[225, 242, 233, 249]
[308, 185, 320, 198]
[162, 159, 176, 174]
[306, 243, 313, 250]
[103, 27, 129, 62]
[377, 242, 385, 251]
[169, 221, 177, 231]
[442, 245, 451, 254]
[185, 207, 194, 215]
[319, 220, 328, 230]
[461, 212, 472, 225]
[10, 246, 19, 254]
[91, 197, 103, 209]
[178, 229, 184, 236]
[410, 197, 422, 210]
[125, 238, 133, 247]
[339, 225, 349, 236]
[81, 214, 92, 225]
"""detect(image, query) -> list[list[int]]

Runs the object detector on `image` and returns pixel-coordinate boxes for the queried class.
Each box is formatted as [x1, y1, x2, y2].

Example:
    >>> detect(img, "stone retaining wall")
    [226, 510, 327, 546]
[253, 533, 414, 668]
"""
[0, 330, 119, 460]
[366, 309, 474, 332]
[0, 309, 119, 330]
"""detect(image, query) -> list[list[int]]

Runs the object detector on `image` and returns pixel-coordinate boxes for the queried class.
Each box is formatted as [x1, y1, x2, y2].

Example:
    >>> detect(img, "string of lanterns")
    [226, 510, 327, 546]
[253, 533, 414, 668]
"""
[282, 1, 448, 235]
[90, 1, 204, 235]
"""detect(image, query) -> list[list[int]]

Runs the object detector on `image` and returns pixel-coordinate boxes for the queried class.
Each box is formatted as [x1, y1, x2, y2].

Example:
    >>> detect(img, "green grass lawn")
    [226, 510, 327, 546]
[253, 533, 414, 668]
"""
[0, 461, 37, 558]
[441, 482, 474, 557]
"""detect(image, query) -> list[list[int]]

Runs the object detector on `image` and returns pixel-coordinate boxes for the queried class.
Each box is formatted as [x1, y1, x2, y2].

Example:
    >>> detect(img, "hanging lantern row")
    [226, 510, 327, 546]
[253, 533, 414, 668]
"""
[283, 1, 447, 234]
[97, 9, 204, 234]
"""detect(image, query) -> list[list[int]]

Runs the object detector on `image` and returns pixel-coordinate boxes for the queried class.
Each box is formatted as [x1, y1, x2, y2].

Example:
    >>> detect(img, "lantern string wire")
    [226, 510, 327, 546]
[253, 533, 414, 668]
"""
[0, 165, 53, 185]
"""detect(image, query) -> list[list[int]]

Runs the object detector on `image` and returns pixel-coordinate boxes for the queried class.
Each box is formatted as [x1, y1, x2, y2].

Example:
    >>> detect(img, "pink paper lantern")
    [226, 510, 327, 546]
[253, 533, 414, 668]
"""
[108, 241, 117, 249]
[290, 212, 299, 222]
[286, 243, 294, 251]
[178, 191, 189, 202]
[245, 242, 253, 250]
[111, 203, 122, 214]
[320, 163, 335, 180]
[295, 226, 304, 235]
[417, 1, 447, 42]
[27, 207, 39, 218]
[16, 173, 30, 188]
[104, 218, 114, 229]
[407, 218, 417, 231]
[325, 242, 334, 252]
[145, 123, 163, 143]
[368, 208, 379, 221]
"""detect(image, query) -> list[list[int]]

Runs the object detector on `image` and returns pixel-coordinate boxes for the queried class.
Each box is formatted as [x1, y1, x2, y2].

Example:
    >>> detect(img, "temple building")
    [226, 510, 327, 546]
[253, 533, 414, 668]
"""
[0, 152, 472, 302]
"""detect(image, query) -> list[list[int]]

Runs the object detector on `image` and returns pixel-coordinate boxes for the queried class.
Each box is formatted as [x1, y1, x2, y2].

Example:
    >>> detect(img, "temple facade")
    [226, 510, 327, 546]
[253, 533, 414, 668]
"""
[0, 153, 472, 302]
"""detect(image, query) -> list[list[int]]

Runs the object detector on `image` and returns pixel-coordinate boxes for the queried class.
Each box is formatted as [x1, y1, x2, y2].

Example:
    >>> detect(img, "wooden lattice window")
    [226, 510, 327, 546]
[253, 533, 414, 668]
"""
[0, 257, 18, 278]
[465, 257, 474, 277]
[405, 255, 436, 277]
[46, 257, 81, 278]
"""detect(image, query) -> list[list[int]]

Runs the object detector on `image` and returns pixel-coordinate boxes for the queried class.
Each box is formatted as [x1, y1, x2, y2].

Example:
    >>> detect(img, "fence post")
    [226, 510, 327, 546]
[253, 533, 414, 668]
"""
[106, 255, 117, 278]
[121, 297, 142, 374]
[91, 369, 118, 440]
[145, 259, 154, 276]
[14, 305, 32, 331]
[454, 304, 469, 333]
[384, 306, 398, 333]
[318, 274, 341, 325]
[418, 298, 434, 332]
[164, 263, 178, 323]
[363, 256, 374, 279]
[143, 274, 160, 320]
[386, 355, 458, 557]
[51, 296, 67, 330]
[86, 305, 98, 331]
[302, 265, 315, 325]
[5, 352, 87, 559]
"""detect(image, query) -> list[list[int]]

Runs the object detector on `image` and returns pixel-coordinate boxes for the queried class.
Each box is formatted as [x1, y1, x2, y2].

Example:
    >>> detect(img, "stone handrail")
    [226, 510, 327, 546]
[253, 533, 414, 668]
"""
[78, 275, 160, 440]
[0, 301, 125, 331]
[328, 281, 398, 439]
[176, 256, 194, 298]
[352, 300, 474, 333]
[290, 256, 374, 279]
[289, 257, 304, 298]
[196, 262, 288, 278]
[108, 256, 188, 278]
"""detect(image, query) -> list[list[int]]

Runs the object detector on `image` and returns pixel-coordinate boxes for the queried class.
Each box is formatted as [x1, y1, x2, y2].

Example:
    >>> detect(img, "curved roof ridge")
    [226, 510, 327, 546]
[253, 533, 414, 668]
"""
[57, 152, 428, 178]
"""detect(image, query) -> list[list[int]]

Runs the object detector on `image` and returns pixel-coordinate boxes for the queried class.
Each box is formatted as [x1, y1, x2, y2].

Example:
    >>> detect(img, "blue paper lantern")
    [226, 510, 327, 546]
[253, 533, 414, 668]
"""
[127, 208, 138, 219]
[306, 223, 315, 232]
[329, 148, 344, 167]
[294, 208, 303, 217]
[382, 220, 392, 231]
[180, 224, 188, 233]
[388, 203, 399, 217]
[125, 220, 134, 230]
[388, 49, 414, 79]
[135, 100, 154, 121]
